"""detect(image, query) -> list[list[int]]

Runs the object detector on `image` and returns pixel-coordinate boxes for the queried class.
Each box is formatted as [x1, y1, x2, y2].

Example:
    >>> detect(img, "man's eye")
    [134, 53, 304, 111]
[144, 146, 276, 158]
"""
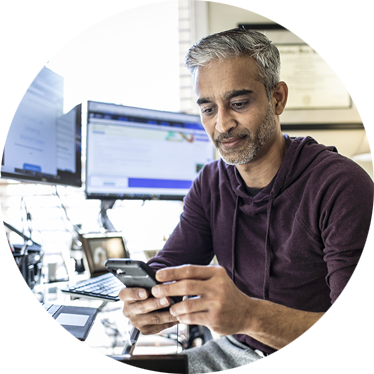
[232, 101, 248, 109]
[202, 107, 214, 115]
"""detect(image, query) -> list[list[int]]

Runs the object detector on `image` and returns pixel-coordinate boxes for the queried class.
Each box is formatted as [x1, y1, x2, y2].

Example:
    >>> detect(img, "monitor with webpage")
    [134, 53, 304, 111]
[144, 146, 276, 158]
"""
[85, 100, 214, 201]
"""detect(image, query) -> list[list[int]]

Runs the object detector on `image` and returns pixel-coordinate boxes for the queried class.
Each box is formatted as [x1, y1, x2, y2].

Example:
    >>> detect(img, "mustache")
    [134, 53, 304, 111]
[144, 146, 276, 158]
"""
[214, 129, 251, 143]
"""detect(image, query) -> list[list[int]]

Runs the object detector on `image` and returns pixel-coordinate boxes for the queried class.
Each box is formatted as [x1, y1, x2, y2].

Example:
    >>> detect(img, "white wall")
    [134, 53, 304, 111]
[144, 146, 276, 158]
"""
[195, 0, 374, 177]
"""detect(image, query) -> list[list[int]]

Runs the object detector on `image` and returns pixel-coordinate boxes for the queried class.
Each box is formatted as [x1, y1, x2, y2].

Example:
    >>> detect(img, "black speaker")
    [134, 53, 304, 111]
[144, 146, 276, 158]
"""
[13, 244, 44, 289]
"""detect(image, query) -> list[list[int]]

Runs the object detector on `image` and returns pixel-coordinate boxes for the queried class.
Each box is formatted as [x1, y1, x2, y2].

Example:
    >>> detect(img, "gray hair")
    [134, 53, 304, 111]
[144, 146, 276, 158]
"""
[185, 28, 281, 100]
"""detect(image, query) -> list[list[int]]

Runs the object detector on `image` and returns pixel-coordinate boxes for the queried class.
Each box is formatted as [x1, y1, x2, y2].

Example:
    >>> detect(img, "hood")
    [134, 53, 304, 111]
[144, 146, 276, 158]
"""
[225, 135, 338, 300]
[226, 135, 338, 202]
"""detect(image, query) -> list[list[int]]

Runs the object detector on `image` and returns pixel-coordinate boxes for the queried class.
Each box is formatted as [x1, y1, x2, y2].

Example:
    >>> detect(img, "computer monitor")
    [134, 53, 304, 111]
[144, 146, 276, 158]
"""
[85, 100, 214, 201]
[1, 66, 82, 187]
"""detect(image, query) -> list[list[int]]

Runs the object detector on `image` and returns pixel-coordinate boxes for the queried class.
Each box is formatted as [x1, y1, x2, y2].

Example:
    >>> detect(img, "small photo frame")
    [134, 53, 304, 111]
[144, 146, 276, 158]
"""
[80, 232, 129, 276]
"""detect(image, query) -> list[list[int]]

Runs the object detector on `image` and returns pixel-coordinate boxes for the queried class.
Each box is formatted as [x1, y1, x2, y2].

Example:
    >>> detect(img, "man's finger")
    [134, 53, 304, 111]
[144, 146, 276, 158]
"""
[156, 264, 222, 282]
[118, 287, 149, 301]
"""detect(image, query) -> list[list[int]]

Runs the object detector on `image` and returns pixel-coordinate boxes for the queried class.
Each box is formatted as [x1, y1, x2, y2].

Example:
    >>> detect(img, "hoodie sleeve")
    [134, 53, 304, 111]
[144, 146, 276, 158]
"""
[319, 155, 373, 303]
[147, 165, 215, 271]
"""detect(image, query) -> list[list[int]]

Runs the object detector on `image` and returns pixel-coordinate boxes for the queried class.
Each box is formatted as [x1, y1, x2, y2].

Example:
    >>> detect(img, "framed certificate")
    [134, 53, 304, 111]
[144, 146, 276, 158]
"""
[239, 23, 372, 130]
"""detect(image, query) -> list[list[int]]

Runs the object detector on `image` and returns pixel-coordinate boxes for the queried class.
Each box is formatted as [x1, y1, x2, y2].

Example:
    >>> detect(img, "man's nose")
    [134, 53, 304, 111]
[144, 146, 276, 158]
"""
[215, 107, 237, 134]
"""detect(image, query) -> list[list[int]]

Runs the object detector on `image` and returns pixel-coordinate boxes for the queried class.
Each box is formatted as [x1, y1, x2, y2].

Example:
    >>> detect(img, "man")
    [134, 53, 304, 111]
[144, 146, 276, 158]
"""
[119, 28, 373, 372]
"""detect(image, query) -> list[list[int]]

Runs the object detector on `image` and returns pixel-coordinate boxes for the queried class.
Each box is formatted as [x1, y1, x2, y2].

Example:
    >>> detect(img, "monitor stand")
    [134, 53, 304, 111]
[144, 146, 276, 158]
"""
[100, 200, 117, 231]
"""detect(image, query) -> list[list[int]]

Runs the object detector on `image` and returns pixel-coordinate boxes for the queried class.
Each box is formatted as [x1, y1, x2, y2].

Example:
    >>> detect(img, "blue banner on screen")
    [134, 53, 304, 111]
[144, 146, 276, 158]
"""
[128, 178, 192, 189]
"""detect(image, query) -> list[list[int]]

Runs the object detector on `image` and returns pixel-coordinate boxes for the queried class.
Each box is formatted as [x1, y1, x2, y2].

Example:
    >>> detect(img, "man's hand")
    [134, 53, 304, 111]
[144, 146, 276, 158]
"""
[118, 287, 179, 335]
[152, 264, 324, 350]
[152, 264, 252, 336]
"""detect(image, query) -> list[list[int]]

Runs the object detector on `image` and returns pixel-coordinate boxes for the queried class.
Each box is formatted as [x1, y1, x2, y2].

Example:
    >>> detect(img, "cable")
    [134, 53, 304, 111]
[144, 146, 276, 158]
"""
[158, 324, 188, 351]
[20, 196, 32, 238]
[54, 186, 83, 248]
[54, 186, 82, 235]
[176, 323, 179, 353]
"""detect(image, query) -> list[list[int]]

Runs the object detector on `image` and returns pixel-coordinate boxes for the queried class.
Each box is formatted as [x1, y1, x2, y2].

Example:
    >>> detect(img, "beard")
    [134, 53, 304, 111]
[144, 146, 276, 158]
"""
[213, 102, 278, 165]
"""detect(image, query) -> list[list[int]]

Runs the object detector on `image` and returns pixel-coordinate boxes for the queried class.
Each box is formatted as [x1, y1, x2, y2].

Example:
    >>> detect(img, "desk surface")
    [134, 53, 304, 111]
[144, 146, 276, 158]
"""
[33, 281, 185, 356]
[0, 355, 188, 374]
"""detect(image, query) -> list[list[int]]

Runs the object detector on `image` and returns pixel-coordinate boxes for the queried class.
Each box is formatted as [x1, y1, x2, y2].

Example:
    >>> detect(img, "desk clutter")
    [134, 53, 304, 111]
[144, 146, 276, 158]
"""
[0, 241, 44, 297]
[0, 283, 187, 374]
[5, 223, 192, 372]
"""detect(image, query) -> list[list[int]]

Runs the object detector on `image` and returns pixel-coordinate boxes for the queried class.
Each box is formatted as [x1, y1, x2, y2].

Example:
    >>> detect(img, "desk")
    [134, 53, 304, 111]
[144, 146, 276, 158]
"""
[0, 283, 187, 374]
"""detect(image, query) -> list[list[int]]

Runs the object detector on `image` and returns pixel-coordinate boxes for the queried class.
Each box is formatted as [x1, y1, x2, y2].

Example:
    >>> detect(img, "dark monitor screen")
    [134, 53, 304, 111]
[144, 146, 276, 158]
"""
[1, 66, 82, 187]
[85, 101, 214, 200]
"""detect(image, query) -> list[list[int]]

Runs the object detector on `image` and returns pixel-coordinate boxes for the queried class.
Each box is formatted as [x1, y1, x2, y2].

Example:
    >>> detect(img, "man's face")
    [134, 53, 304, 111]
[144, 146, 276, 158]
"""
[194, 56, 278, 165]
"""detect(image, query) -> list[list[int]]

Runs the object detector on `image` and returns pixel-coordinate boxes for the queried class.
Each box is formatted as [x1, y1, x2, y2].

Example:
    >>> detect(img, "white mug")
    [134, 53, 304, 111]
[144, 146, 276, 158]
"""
[48, 262, 58, 282]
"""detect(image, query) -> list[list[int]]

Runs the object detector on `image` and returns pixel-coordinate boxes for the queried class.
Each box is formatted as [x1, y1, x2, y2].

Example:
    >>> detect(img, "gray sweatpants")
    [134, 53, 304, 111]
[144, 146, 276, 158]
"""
[182, 335, 264, 373]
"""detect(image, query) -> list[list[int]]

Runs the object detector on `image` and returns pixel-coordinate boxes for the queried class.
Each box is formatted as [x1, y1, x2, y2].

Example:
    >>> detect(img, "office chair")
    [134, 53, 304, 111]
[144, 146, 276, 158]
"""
[187, 325, 213, 348]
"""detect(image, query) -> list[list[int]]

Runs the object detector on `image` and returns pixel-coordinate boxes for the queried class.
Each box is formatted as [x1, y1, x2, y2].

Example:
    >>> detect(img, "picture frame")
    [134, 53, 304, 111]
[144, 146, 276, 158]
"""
[238, 23, 372, 130]
[80, 232, 129, 276]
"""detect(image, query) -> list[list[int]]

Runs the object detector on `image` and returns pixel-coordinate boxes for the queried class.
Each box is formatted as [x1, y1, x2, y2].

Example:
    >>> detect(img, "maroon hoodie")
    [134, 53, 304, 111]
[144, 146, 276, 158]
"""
[148, 135, 374, 354]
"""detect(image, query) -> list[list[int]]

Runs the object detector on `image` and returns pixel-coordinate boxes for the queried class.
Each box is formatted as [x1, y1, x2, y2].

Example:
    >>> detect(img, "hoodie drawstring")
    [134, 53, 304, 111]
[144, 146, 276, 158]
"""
[231, 196, 240, 284]
[263, 198, 274, 300]
[231, 195, 274, 300]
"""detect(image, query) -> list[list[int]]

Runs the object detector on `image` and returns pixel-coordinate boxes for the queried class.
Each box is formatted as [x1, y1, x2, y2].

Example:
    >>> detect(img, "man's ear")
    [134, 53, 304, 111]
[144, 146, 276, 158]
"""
[272, 82, 288, 115]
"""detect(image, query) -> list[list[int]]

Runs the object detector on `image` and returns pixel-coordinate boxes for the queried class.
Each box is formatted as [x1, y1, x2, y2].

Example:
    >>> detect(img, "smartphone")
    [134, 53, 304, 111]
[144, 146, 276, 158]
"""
[105, 258, 182, 307]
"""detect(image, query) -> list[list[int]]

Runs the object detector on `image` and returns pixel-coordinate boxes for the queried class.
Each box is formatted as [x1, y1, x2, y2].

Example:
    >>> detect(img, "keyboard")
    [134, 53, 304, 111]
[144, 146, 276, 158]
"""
[62, 273, 124, 301]
[0, 301, 61, 334]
